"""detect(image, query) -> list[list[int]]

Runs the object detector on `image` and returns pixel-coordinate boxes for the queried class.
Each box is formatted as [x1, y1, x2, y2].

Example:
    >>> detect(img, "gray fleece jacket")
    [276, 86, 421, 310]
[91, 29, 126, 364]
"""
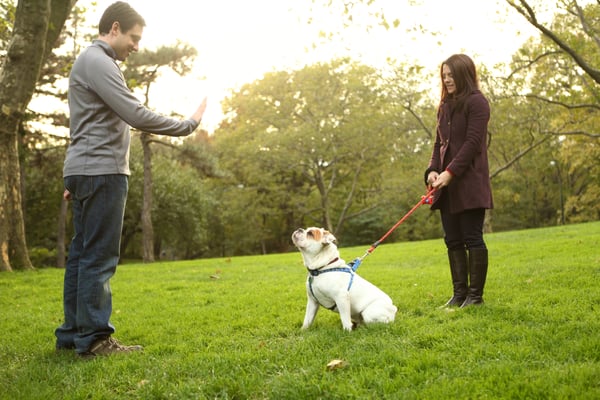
[64, 40, 198, 177]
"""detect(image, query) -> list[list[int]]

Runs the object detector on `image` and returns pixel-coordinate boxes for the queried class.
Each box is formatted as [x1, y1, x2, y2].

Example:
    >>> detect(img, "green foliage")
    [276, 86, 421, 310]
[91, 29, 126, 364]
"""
[23, 144, 67, 250]
[36, 4, 96, 101]
[503, 2, 600, 225]
[213, 58, 436, 254]
[1, 222, 599, 398]
[27, 247, 58, 268]
[0, 0, 15, 49]
[124, 41, 197, 91]
[124, 140, 216, 259]
[559, 135, 600, 223]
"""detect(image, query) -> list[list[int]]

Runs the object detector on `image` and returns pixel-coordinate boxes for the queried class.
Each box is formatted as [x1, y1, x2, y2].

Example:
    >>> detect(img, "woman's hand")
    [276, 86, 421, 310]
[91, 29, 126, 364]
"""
[432, 170, 453, 188]
[427, 171, 439, 189]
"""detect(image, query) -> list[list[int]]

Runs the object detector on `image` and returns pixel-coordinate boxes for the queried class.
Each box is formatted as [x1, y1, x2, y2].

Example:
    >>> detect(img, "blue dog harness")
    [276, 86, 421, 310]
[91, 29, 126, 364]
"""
[307, 257, 356, 311]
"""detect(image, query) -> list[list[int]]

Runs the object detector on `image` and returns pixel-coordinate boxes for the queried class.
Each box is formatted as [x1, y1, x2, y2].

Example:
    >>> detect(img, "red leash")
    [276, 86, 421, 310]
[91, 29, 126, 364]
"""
[348, 188, 436, 271]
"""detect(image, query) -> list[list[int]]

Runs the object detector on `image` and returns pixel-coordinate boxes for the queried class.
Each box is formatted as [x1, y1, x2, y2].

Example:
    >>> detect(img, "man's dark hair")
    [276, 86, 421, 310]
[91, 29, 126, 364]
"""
[98, 1, 146, 35]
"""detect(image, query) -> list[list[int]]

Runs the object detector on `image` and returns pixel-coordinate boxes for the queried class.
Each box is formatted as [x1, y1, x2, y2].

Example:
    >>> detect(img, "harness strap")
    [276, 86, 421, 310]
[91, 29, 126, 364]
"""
[308, 266, 351, 277]
[307, 266, 355, 310]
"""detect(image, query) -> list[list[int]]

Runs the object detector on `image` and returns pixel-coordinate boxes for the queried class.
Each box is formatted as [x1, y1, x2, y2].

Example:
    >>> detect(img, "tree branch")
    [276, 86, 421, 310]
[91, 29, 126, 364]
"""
[524, 93, 600, 110]
[506, 0, 600, 84]
[506, 50, 561, 80]
[541, 129, 600, 138]
[490, 135, 550, 179]
[573, 2, 600, 49]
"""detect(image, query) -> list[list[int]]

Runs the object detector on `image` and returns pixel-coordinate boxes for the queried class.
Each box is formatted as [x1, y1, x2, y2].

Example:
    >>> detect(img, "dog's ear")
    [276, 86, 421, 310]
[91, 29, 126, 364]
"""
[307, 227, 322, 241]
[321, 230, 337, 246]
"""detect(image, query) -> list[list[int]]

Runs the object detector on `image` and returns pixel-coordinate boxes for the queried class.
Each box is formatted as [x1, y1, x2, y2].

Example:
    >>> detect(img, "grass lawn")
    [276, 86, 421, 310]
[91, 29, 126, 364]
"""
[1, 221, 599, 399]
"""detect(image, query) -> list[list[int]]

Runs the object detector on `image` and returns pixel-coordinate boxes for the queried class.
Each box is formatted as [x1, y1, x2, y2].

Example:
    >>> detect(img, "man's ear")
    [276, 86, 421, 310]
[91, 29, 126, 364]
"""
[110, 21, 121, 35]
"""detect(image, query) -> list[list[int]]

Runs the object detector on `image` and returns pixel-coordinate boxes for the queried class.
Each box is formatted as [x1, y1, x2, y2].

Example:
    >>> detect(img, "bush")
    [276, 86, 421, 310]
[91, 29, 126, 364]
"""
[28, 247, 59, 268]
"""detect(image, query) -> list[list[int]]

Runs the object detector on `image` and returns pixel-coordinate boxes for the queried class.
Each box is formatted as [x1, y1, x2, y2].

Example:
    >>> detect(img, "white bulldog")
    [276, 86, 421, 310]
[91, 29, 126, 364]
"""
[292, 227, 397, 331]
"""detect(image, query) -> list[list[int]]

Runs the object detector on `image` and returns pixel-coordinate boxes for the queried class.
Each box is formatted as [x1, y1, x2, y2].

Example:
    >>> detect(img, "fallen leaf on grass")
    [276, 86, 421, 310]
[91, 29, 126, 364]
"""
[326, 359, 347, 370]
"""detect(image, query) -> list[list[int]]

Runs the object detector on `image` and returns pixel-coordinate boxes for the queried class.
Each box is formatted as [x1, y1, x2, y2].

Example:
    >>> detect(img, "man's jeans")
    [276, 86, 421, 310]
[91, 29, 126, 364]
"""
[55, 175, 128, 353]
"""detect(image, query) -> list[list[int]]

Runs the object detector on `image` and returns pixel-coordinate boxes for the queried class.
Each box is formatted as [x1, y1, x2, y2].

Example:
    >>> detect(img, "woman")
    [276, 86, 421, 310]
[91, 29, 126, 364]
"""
[425, 54, 493, 308]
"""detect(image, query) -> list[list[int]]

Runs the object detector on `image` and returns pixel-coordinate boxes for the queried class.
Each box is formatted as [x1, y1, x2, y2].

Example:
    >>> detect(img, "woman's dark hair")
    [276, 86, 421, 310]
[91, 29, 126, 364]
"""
[439, 54, 480, 111]
[98, 1, 146, 35]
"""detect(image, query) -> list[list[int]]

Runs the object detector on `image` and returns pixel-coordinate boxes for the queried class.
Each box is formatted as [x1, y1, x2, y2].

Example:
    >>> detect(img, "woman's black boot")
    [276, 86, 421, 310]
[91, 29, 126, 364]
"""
[461, 248, 488, 307]
[442, 249, 468, 307]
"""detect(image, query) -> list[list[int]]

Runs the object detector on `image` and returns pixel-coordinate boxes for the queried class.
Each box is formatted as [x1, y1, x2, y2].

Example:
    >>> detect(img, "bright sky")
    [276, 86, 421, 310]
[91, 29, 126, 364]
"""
[74, 0, 545, 131]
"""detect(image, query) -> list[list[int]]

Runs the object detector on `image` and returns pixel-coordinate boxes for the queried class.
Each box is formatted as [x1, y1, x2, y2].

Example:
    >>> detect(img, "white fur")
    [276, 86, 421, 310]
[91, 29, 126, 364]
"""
[292, 227, 398, 331]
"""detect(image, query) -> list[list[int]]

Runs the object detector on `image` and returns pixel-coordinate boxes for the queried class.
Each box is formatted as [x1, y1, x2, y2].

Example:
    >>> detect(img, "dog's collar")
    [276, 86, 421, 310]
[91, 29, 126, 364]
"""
[306, 257, 356, 280]
[326, 257, 339, 266]
[306, 257, 339, 274]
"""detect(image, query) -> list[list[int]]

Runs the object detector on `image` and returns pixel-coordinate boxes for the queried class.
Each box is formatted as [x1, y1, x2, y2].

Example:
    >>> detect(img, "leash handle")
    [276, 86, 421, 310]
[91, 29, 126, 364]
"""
[421, 189, 434, 204]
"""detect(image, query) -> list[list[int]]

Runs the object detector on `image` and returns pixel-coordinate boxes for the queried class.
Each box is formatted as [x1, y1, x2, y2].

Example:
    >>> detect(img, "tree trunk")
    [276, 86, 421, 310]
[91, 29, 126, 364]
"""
[484, 209, 493, 234]
[0, 0, 51, 271]
[0, 129, 30, 272]
[141, 132, 155, 262]
[56, 196, 69, 268]
[0, 0, 76, 272]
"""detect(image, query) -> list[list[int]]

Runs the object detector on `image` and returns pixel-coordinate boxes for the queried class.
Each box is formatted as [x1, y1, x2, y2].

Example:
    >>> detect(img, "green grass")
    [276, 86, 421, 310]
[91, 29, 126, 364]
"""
[1, 222, 599, 399]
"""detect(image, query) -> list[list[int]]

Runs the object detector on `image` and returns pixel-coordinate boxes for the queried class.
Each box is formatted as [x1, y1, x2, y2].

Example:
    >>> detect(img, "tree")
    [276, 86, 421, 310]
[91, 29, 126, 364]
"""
[505, 0, 600, 223]
[507, 0, 600, 86]
[0, 0, 76, 272]
[213, 58, 431, 255]
[120, 140, 216, 260]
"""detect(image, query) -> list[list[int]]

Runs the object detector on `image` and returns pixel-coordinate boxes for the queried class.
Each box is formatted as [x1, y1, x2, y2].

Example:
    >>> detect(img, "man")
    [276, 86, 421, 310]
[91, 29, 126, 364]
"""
[55, 1, 207, 358]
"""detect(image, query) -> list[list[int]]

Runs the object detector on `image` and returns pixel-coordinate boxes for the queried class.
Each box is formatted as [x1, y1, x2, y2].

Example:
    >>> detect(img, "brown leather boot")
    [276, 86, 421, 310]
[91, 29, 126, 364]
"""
[461, 248, 488, 307]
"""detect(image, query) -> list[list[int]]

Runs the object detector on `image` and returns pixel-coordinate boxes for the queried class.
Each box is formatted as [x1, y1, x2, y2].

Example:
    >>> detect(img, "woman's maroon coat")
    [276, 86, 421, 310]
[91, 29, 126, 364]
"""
[427, 90, 493, 214]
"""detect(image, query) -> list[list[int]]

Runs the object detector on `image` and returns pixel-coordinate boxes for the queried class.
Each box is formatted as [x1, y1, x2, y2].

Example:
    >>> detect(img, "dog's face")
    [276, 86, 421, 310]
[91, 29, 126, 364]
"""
[292, 227, 339, 270]
[292, 227, 336, 250]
